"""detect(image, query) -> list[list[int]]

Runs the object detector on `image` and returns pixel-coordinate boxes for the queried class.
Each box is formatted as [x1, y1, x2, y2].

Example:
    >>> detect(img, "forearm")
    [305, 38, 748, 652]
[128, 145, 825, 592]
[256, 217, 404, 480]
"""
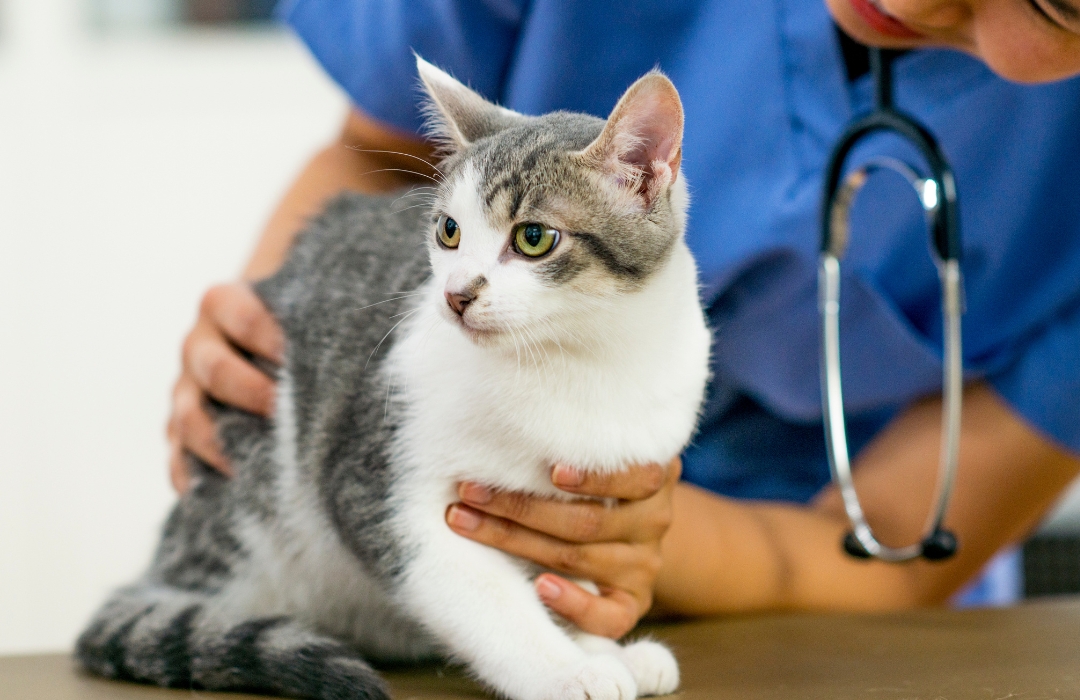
[654, 383, 1080, 616]
[655, 484, 927, 615]
[243, 110, 434, 280]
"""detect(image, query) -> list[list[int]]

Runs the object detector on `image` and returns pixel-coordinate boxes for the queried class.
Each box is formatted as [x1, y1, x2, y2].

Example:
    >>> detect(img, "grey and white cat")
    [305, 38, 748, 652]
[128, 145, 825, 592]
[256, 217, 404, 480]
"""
[77, 57, 711, 700]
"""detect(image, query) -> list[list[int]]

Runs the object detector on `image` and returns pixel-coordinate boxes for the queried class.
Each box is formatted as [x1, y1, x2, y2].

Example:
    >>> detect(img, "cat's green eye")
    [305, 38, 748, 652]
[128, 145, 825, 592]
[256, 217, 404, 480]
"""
[513, 223, 559, 258]
[437, 216, 460, 249]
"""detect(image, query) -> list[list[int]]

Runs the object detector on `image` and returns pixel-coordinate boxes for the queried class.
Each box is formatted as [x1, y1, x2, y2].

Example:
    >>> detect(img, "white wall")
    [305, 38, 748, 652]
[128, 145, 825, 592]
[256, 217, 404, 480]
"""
[0, 0, 346, 654]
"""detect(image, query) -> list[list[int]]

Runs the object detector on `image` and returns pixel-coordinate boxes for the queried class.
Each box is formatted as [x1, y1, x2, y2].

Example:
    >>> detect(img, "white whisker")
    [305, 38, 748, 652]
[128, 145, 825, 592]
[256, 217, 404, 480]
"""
[366, 308, 421, 369]
[346, 148, 445, 179]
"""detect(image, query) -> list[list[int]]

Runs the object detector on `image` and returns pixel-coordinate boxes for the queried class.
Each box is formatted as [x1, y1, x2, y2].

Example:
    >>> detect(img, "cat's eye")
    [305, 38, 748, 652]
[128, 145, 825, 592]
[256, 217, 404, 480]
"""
[437, 216, 460, 249]
[512, 223, 559, 258]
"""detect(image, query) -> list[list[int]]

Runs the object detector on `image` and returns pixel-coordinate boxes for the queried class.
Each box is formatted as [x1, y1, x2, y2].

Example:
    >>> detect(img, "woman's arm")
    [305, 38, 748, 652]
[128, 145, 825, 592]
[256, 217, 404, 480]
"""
[242, 110, 436, 280]
[656, 382, 1080, 614]
[168, 110, 433, 492]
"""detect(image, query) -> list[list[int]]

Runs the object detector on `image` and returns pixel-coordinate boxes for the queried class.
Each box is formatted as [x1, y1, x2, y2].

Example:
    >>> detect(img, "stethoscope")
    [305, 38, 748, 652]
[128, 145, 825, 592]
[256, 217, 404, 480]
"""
[819, 48, 961, 563]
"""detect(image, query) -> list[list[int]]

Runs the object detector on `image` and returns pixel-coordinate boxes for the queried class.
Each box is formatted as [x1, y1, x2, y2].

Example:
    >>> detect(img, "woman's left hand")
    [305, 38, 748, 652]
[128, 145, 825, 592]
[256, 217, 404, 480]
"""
[445, 456, 681, 639]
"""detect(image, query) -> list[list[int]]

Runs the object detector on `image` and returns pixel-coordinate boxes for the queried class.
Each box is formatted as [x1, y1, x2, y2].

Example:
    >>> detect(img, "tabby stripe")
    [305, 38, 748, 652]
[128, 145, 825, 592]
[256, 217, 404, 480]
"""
[100, 604, 156, 680]
[159, 605, 201, 688]
[570, 231, 644, 280]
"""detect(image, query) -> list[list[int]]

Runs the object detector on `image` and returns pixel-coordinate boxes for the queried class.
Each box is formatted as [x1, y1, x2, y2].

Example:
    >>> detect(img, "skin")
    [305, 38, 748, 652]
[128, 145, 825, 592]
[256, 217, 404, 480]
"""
[170, 3, 1080, 637]
[827, 0, 1080, 82]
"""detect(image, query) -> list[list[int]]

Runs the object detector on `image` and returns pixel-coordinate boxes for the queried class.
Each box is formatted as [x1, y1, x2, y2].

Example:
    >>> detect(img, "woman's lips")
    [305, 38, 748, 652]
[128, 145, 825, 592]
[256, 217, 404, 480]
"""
[849, 0, 924, 39]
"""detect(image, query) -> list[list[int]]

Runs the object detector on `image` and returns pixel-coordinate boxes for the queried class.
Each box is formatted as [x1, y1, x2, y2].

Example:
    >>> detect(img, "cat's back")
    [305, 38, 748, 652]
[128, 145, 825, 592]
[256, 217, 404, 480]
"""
[151, 190, 434, 593]
[256, 190, 433, 342]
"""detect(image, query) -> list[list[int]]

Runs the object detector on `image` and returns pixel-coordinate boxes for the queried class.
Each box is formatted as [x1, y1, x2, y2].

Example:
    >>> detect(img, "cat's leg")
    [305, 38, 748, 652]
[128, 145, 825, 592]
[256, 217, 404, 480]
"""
[77, 583, 389, 700]
[395, 525, 637, 700]
[574, 633, 680, 697]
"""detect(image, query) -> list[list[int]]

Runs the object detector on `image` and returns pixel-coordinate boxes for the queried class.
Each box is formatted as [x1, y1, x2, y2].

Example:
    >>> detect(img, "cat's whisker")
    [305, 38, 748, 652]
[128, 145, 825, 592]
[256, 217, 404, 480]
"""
[346, 148, 446, 180]
[349, 293, 425, 313]
[391, 203, 439, 215]
[536, 318, 568, 364]
[390, 199, 438, 212]
[391, 193, 438, 206]
[358, 167, 445, 187]
[366, 308, 421, 370]
[521, 325, 548, 387]
[391, 191, 438, 205]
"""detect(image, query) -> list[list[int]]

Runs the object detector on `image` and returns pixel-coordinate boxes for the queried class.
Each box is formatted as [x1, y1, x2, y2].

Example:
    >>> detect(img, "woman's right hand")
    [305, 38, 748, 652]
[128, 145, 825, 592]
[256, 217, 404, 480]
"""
[168, 282, 284, 493]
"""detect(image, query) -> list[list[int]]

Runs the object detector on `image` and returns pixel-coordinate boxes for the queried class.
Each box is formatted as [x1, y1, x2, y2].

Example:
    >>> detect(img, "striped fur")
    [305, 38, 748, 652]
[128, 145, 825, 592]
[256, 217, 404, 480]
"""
[77, 58, 709, 700]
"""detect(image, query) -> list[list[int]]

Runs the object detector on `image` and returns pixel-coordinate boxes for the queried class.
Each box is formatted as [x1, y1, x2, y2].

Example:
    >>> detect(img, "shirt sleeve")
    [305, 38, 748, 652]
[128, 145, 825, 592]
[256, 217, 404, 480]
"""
[990, 294, 1080, 454]
[277, 0, 525, 134]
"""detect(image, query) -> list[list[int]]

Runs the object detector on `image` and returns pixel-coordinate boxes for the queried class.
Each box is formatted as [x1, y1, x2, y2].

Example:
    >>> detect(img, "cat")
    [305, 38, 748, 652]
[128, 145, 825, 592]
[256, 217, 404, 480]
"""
[76, 56, 711, 700]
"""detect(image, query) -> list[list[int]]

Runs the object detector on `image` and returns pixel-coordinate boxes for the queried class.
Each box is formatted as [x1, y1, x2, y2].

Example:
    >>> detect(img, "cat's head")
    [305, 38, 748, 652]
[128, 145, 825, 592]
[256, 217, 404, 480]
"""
[417, 56, 688, 350]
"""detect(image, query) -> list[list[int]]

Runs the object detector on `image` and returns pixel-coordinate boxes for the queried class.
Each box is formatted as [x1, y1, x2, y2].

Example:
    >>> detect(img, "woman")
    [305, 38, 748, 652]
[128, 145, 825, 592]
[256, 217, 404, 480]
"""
[169, 0, 1080, 639]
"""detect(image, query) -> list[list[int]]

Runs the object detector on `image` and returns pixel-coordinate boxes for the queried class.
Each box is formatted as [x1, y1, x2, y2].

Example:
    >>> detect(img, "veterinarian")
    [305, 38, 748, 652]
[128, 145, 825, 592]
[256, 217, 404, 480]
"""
[168, 0, 1080, 638]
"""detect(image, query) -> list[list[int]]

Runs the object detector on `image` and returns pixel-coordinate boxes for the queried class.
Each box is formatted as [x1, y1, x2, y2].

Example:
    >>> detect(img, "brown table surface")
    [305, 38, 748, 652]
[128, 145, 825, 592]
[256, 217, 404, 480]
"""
[4, 597, 1080, 699]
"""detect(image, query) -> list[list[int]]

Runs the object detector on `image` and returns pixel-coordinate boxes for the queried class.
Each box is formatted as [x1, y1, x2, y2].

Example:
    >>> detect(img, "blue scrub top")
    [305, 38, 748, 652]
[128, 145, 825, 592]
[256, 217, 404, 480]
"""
[278, 0, 1080, 505]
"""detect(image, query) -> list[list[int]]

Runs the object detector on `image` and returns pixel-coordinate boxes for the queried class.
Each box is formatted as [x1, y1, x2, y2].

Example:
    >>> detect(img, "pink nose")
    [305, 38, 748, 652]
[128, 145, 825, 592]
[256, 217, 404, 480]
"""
[445, 290, 474, 316]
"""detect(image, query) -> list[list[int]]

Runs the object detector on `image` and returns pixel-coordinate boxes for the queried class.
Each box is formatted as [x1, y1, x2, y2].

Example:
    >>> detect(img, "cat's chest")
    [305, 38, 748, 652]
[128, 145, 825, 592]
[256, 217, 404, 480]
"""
[387, 314, 703, 489]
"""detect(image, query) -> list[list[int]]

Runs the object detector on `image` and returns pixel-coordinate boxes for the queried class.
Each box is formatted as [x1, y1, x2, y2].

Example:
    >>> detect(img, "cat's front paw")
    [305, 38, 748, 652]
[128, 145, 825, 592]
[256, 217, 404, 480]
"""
[540, 654, 637, 700]
[620, 640, 679, 696]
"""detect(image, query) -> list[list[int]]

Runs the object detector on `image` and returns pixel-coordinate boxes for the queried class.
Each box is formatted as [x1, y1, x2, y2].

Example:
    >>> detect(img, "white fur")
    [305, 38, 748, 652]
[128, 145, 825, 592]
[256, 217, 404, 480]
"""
[379, 168, 709, 699]
[211, 374, 436, 662]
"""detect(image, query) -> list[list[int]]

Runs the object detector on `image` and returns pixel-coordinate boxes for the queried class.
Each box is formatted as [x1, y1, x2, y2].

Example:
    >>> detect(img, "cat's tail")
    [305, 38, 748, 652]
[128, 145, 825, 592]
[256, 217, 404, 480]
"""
[75, 584, 390, 700]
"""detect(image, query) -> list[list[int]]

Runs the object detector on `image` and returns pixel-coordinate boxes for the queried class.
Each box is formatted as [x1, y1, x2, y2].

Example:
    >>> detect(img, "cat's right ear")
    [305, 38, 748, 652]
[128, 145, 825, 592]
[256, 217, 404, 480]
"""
[416, 55, 523, 154]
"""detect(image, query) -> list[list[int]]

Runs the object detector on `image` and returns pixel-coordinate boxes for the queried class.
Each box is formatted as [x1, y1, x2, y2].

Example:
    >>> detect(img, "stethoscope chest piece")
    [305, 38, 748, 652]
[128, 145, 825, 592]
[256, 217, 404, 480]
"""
[820, 49, 962, 564]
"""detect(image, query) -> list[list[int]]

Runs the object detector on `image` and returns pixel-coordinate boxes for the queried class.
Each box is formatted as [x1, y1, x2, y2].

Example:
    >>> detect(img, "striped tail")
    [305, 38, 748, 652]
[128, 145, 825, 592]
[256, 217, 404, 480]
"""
[76, 585, 389, 700]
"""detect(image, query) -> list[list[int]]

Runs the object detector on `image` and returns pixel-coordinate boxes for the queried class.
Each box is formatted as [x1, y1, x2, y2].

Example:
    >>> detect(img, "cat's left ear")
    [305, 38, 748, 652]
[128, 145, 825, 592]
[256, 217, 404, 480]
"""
[416, 55, 523, 153]
[577, 71, 684, 210]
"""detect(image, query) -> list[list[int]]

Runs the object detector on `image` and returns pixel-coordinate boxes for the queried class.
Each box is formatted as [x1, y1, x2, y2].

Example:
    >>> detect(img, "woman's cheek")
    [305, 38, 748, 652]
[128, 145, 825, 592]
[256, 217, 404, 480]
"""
[971, 9, 1080, 84]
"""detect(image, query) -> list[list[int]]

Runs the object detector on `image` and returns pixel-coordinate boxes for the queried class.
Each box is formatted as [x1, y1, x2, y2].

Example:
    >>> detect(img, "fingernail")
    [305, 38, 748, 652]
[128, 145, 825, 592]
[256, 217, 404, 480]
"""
[447, 505, 482, 532]
[552, 464, 584, 487]
[459, 482, 492, 505]
[536, 576, 563, 602]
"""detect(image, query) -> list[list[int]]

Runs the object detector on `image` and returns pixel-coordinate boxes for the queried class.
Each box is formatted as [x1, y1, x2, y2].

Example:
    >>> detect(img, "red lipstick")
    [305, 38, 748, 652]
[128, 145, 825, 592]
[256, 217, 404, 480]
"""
[849, 0, 924, 39]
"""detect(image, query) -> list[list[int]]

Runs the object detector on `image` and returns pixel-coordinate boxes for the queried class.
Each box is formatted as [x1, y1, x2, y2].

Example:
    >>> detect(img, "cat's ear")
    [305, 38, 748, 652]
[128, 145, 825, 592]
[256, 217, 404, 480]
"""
[577, 71, 684, 210]
[416, 55, 523, 153]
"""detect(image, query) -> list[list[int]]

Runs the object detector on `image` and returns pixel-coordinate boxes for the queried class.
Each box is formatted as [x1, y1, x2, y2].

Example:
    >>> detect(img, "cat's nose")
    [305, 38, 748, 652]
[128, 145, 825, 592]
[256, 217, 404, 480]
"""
[445, 290, 475, 316]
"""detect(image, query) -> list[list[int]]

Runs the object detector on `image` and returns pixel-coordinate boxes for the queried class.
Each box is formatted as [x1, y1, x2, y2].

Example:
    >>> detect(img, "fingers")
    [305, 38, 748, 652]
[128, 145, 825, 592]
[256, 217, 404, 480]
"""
[167, 282, 281, 493]
[170, 375, 230, 471]
[551, 457, 680, 500]
[200, 283, 285, 364]
[183, 324, 277, 416]
[168, 445, 191, 494]
[167, 375, 231, 494]
[446, 504, 661, 593]
[457, 482, 671, 544]
[535, 574, 643, 639]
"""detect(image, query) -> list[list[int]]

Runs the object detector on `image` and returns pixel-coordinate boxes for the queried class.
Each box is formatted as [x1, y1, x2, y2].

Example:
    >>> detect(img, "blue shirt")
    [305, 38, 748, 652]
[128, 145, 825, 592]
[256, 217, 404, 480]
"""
[278, 0, 1080, 506]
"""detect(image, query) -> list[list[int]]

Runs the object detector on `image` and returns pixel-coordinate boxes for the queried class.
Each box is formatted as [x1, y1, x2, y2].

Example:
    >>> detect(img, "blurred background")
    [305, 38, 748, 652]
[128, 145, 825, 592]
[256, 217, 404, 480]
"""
[0, 0, 344, 654]
[3, 0, 1080, 659]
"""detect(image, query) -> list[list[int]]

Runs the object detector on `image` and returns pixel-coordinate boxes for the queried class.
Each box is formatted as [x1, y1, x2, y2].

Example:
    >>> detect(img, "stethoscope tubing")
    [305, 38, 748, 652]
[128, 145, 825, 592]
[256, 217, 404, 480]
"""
[819, 49, 962, 563]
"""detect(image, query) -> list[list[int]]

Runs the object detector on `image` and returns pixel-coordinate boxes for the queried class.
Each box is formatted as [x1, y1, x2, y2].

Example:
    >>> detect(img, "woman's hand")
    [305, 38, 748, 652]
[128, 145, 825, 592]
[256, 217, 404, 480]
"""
[167, 282, 284, 493]
[445, 457, 681, 639]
